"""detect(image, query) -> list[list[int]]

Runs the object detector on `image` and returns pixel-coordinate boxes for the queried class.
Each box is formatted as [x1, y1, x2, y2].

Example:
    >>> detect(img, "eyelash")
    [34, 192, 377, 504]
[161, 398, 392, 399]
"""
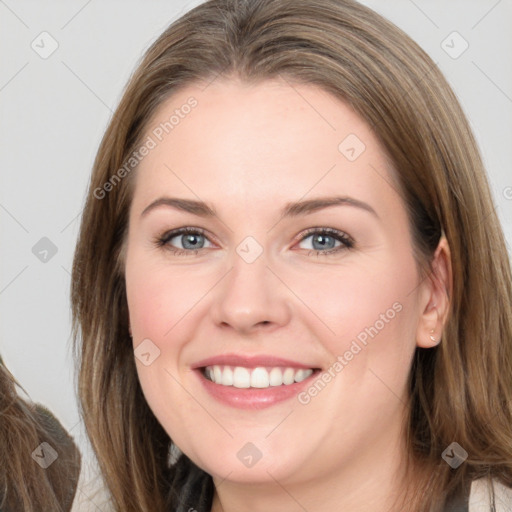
[154, 227, 355, 257]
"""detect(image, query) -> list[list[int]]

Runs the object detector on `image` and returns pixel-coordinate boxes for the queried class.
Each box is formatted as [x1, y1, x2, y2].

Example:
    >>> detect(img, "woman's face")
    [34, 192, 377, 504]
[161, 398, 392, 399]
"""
[124, 77, 436, 487]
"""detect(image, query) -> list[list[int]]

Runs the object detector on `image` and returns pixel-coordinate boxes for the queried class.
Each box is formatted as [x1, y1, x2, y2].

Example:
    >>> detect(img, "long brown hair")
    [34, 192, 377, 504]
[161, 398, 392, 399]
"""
[0, 356, 81, 511]
[71, 0, 512, 510]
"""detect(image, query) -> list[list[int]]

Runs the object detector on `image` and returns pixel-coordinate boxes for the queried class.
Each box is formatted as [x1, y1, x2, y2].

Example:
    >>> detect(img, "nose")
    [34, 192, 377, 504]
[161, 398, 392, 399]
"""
[209, 249, 292, 335]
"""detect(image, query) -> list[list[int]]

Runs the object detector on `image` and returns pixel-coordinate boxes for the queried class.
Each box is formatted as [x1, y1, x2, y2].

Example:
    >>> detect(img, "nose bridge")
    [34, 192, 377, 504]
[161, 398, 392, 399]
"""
[210, 238, 291, 332]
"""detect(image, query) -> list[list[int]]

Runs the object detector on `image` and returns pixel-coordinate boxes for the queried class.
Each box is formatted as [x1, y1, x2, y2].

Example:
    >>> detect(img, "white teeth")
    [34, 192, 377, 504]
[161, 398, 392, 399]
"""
[283, 367, 295, 385]
[269, 367, 283, 386]
[294, 369, 309, 383]
[251, 367, 269, 388]
[221, 366, 233, 386]
[213, 365, 222, 384]
[232, 367, 251, 388]
[204, 365, 313, 388]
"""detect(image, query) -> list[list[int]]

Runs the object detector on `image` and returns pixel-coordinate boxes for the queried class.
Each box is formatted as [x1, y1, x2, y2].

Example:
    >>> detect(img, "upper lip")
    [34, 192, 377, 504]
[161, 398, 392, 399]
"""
[192, 353, 318, 370]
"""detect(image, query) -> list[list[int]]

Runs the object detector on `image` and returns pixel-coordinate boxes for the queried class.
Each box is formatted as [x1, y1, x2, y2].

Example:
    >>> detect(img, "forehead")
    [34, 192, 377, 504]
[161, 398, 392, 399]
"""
[131, 77, 401, 219]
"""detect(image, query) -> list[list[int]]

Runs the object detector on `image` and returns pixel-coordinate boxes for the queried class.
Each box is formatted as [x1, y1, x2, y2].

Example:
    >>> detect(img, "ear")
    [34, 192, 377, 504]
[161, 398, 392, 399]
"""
[416, 235, 452, 348]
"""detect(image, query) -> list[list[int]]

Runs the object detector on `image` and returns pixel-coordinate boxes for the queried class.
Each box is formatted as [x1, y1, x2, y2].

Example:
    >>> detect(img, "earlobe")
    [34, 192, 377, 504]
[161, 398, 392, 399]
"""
[417, 310, 442, 348]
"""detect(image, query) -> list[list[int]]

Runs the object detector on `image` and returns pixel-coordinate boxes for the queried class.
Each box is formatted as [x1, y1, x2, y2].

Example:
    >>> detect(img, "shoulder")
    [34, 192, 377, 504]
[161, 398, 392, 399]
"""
[469, 477, 512, 512]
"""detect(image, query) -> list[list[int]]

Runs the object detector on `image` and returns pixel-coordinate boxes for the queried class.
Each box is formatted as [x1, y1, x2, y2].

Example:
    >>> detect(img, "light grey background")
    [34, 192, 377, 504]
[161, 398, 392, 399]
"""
[1, 0, 511, 507]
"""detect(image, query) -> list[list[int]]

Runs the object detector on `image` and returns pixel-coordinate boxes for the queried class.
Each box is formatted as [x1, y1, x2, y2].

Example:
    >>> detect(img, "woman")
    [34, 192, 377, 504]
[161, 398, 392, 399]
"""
[0, 356, 81, 511]
[71, 0, 512, 510]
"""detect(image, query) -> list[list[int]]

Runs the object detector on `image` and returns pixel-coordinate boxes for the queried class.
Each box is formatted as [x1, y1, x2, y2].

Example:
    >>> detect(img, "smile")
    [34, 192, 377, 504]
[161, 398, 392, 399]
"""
[203, 365, 314, 388]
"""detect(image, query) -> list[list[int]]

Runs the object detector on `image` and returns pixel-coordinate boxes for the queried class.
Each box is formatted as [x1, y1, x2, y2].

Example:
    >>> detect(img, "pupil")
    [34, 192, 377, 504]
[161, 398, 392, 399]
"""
[183, 234, 203, 249]
[313, 234, 334, 250]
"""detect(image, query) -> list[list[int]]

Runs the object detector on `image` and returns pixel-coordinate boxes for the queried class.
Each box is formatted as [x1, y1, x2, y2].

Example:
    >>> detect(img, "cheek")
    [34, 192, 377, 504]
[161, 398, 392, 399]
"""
[125, 256, 202, 435]
[291, 257, 419, 446]
[126, 255, 201, 347]
[302, 254, 419, 373]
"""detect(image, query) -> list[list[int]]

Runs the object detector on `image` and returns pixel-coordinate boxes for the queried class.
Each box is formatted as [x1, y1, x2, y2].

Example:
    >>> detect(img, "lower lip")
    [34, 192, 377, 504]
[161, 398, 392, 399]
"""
[195, 369, 319, 409]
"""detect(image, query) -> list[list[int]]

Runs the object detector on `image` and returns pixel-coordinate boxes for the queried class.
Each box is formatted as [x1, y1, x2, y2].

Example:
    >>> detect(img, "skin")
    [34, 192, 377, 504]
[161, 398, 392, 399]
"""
[124, 76, 451, 512]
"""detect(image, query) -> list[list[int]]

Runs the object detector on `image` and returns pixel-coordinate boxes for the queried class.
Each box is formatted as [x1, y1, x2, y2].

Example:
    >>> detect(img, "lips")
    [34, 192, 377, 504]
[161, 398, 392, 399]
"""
[192, 353, 317, 370]
[192, 353, 321, 409]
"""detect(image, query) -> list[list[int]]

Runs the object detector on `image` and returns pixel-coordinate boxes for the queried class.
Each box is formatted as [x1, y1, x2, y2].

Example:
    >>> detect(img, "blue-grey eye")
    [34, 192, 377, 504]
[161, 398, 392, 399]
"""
[177, 232, 206, 249]
[298, 229, 353, 253]
[159, 228, 213, 252]
[303, 233, 339, 251]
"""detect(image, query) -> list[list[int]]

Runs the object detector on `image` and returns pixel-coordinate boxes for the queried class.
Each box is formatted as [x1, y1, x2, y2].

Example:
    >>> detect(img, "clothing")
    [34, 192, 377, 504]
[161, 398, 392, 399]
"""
[445, 477, 471, 511]
[68, 454, 512, 511]
[469, 478, 512, 512]
[161, 457, 512, 512]
[443, 476, 512, 511]
[70, 453, 113, 512]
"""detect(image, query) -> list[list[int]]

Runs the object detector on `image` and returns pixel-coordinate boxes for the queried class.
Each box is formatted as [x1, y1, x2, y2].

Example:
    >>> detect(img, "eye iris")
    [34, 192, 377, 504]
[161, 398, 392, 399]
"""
[312, 234, 335, 250]
[182, 233, 204, 249]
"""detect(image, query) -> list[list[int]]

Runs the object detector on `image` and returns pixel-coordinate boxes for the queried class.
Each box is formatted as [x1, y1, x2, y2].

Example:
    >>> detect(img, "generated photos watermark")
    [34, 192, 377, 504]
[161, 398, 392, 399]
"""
[298, 301, 403, 405]
[93, 96, 198, 200]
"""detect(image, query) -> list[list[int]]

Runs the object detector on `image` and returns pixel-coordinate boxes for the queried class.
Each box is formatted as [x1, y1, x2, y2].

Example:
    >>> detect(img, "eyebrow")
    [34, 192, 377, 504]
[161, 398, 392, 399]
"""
[140, 195, 379, 219]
